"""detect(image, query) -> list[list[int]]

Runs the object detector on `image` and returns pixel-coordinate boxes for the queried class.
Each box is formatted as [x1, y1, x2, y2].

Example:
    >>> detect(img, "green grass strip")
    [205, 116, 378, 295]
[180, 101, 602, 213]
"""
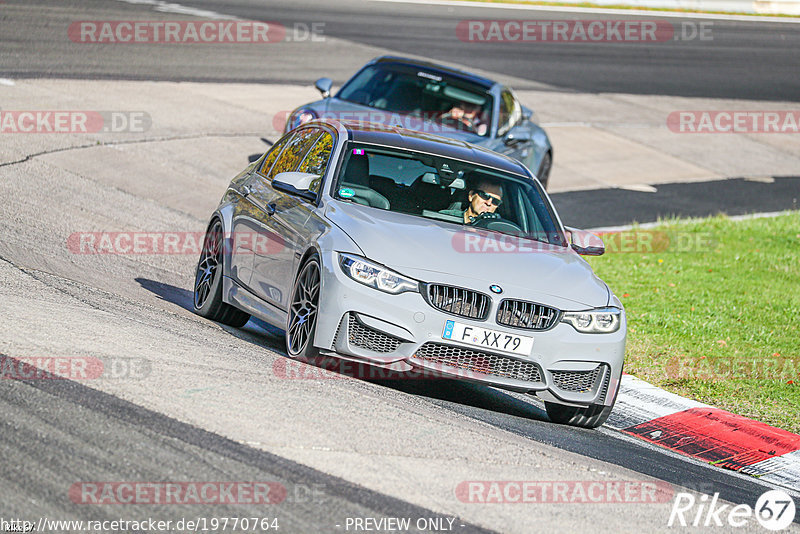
[587, 212, 800, 433]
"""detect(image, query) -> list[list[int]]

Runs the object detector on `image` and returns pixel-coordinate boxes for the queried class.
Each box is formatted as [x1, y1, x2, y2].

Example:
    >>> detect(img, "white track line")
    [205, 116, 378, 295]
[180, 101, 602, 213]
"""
[588, 209, 796, 232]
[115, 0, 239, 20]
[370, 0, 800, 23]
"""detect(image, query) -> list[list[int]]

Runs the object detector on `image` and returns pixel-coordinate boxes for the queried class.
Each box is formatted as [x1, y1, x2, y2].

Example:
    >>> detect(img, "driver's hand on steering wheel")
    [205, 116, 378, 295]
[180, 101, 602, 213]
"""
[440, 107, 477, 132]
[468, 211, 501, 224]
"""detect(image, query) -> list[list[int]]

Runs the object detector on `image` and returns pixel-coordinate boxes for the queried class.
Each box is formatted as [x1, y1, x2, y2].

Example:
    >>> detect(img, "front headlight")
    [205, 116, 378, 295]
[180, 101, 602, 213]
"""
[339, 253, 419, 295]
[561, 307, 622, 334]
[286, 108, 318, 132]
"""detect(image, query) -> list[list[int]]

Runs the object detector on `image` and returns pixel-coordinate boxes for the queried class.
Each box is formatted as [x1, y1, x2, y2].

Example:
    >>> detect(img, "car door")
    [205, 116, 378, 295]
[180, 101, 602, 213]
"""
[248, 127, 330, 309]
[230, 132, 294, 290]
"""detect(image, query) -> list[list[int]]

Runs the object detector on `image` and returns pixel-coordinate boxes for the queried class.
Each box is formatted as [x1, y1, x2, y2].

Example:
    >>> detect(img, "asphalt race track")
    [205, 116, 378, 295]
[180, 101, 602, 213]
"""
[552, 177, 800, 229]
[1, 0, 799, 533]
[6, 0, 800, 100]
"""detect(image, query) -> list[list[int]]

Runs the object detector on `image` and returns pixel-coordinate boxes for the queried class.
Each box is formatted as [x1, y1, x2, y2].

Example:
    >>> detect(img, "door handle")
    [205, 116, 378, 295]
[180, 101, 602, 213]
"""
[241, 184, 252, 197]
[266, 202, 277, 216]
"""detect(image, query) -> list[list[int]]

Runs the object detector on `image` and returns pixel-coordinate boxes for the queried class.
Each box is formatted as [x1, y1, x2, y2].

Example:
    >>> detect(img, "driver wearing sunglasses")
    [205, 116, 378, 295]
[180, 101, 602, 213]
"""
[462, 179, 503, 224]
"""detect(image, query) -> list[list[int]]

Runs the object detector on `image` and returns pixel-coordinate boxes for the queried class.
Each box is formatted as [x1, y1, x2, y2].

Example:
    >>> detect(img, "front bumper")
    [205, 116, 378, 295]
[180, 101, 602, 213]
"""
[315, 250, 626, 407]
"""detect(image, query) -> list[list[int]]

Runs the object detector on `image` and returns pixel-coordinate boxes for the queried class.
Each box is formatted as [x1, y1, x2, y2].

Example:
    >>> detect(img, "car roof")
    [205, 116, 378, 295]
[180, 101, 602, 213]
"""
[368, 55, 497, 90]
[322, 119, 529, 177]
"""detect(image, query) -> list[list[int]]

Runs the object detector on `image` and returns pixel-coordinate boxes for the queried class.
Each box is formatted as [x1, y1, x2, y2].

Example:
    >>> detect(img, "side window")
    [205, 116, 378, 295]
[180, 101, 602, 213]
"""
[497, 89, 521, 137]
[258, 133, 294, 179]
[269, 128, 322, 179]
[298, 131, 334, 194]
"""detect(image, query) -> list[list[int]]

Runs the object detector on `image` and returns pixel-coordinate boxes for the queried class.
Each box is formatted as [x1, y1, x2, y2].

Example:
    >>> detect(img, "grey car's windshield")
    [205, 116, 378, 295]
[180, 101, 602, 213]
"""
[332, 143, 566, 246]
[337, 64, 493, 137]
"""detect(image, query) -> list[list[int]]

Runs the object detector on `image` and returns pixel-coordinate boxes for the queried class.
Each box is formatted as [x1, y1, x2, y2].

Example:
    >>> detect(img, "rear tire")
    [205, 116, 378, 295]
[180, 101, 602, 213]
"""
[193, 219, 251, 327]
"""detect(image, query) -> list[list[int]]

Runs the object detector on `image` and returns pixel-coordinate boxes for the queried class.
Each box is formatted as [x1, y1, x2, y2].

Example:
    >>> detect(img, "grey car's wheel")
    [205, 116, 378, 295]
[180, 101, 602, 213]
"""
[286, 254, 321, 358]
[537, 152, 552, 190]
[193, 219, 250, 327]
[545, 377, 620, 429]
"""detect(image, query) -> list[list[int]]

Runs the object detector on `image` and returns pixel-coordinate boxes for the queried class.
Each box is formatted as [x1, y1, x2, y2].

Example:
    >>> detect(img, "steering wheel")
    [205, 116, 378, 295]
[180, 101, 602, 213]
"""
[438, 111, 478, 134]
[471, 212, 523, 233]
[469, 212, 500, 227]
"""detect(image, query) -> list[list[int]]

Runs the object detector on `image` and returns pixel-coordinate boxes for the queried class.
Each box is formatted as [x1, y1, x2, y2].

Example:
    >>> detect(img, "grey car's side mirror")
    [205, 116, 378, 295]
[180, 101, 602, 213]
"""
[521, 105, 533, 121]
[565, 226, 605, 256]
[314, 77, 333, 98]
[273, 172, 319, 202]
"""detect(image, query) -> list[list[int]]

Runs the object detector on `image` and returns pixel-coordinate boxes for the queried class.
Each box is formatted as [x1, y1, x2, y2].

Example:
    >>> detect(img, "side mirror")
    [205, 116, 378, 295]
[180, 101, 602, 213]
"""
[565, 226, 605, 256]
[272, 172, 319, 202]
[314, 77, 333, 98]
[521, 105, 533, 121]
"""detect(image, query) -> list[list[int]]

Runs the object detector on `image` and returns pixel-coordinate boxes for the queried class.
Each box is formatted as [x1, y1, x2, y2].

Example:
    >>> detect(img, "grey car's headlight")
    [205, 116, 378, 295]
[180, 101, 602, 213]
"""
[339, 253, 419, 295]
[286, 108, 317, 132]
[561, 307, 622, 334]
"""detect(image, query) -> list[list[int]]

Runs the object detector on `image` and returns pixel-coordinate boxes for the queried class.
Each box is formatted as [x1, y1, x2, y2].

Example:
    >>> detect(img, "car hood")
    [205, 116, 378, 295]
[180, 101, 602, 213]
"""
[325, 201, 610, 309]
[307, 98, 487, 145]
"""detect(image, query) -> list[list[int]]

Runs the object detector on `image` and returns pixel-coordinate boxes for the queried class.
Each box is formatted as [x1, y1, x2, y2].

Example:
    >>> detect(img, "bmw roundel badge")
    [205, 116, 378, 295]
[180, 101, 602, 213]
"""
[489, 284, 503, 294]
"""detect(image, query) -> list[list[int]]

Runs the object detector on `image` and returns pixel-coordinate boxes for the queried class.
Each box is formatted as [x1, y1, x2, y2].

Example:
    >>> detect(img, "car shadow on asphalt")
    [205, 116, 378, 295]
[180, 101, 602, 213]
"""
[134, 277, 287, 352]
[370, 378, 550, 423]
[134, 276, 549, 423]
[239, 325, 549, 423]
[246, 318, 549, 421]
[136, 277, 193, 310]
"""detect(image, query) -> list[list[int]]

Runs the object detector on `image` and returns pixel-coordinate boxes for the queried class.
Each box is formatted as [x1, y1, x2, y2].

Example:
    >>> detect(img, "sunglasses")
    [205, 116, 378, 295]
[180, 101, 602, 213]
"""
[474, 189, 503, 207]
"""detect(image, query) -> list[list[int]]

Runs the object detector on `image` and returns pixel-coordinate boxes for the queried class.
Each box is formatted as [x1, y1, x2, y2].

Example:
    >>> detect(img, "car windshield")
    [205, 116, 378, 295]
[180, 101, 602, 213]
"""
[331, 143, 566, 246]
[337, 64, 493, 137]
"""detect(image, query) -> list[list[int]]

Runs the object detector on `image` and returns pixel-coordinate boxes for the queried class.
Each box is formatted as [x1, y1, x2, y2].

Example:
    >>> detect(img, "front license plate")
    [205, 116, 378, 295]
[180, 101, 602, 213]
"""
[442, 320, 533, 356]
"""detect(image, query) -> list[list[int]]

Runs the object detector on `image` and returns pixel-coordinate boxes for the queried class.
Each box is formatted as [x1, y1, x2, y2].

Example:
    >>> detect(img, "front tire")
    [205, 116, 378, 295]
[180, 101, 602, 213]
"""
[193, 219, 251, 327]
[286, 254, 321, 359]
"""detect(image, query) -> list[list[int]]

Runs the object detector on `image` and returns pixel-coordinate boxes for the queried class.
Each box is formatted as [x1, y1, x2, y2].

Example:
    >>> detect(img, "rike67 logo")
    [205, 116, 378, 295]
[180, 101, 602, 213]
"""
[669, 490, 796, 530]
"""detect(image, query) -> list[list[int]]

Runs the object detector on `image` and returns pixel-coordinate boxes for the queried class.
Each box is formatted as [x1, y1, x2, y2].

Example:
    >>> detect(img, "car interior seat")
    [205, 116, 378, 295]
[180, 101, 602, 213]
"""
[340, 154, 390, 209]
[446, 187, 469, 212]
[408, 173, 454, 213]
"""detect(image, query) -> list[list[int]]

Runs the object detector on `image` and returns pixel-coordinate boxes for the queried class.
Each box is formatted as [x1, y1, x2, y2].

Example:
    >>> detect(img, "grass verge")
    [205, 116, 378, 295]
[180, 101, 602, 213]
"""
[587, 212, 800, 433]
